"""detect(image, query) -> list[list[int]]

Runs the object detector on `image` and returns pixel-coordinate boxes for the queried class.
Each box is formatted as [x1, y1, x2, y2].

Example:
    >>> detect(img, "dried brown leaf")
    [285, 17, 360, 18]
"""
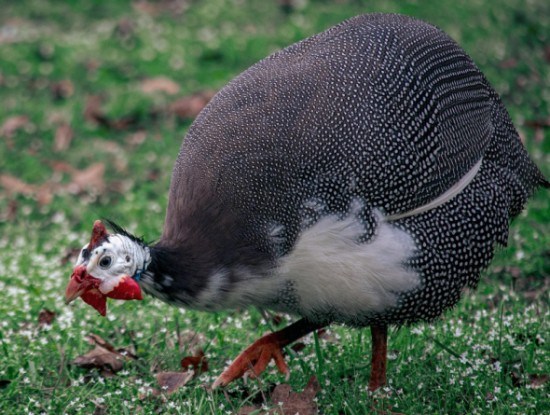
[529, 374, 548, 389]
[180, 350, 208, 374]
[1, 115, 30, 138]
[84, 95, 107, 126]
[50, 80, 74, 100]
[140, 77, 180, 95]
[86, 334, 118, 353]
[35, 182, 58, 206]
[0, 174, 35, 195]
[132, 1, 187, 16]
[238, 376, 320, 415]
[54, 123, 74, 152]
[93, 403, 108, 415]
[114, 19, 135, 40]
[68, 163, 106, 194]
[524, 117, 550, 129]
[3, 200, 18, 221]
[270, 314, 284, 326]
[72, 345, 124, 374]
[510, 371, 522, 388]
[290, 342, 306, 353]
[499, 58, 518, 69]
[126, 131, 147, 147]
[84, 96, 142, 131]
[38, 309, 56, 327]
[272, 376, 320, 415]
[169, 90, 216, 119]
[0, 174, 59, 206]
[316, 328, 339, 344]
[85, 333, 138, 360]
[153, 371, 194, 395]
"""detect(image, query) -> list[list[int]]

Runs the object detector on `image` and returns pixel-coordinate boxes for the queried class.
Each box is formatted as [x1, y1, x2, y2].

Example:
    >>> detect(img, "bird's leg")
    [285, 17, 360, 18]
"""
[368, 324, 388, 391]
[213, 318, 325, 388]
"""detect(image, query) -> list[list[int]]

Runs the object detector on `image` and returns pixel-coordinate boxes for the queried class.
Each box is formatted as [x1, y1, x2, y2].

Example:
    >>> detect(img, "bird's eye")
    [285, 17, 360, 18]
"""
[81, 248, 90, 260]
[99, 256, 112, 269]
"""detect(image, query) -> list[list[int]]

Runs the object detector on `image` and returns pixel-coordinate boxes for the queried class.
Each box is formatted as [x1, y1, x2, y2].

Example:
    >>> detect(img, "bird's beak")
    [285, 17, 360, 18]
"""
[65, 264, 143, 317]
[65, 265, 108, 316]
[65, 265, 95, 304]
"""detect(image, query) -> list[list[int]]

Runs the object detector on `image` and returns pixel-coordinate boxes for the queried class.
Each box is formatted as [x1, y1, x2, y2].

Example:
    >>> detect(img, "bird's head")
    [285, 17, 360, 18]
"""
[65, 220, 150, 316]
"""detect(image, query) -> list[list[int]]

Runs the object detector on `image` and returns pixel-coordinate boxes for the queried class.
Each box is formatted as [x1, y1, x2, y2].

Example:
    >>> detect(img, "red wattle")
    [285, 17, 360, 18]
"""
[81, 288, 107, 316]
[105, 276, 143, 301]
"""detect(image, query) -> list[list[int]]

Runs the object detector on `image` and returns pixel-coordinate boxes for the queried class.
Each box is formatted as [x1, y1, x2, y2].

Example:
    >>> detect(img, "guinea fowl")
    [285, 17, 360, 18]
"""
[65, 14, 548, 390]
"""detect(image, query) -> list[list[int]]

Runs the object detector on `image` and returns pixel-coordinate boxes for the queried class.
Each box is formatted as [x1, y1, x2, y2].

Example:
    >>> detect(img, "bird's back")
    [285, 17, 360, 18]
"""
[160, 14, 547, 323]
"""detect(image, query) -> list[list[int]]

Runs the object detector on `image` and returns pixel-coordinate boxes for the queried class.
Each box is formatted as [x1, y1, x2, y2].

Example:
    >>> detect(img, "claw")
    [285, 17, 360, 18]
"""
[212, 319, 326, 389]
[212, 332, 289, 389]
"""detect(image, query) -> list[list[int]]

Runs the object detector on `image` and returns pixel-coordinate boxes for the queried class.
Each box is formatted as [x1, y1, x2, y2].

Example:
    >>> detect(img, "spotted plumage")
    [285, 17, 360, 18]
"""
[151, 14, 547, 325]
[66, 13, 548, 390]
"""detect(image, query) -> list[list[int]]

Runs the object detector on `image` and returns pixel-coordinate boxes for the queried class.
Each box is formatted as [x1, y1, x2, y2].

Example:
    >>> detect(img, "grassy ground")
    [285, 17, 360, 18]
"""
[0, 0, 548, 414]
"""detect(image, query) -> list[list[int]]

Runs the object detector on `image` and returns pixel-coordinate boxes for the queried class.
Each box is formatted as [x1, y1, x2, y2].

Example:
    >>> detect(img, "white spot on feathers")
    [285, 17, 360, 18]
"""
[277, 208, 419, 319]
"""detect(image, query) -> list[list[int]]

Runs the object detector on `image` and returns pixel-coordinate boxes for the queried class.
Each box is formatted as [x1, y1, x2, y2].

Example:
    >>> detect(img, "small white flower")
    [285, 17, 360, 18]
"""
[411, 327, 423, 335]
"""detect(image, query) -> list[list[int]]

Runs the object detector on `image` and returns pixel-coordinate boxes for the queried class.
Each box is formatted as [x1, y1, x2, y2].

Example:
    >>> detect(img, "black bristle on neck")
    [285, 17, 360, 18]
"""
[103, 219, 149, 246]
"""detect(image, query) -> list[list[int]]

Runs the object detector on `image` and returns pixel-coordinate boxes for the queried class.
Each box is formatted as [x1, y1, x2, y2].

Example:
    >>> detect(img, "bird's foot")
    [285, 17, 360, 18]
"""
[212, 332, 289, 389]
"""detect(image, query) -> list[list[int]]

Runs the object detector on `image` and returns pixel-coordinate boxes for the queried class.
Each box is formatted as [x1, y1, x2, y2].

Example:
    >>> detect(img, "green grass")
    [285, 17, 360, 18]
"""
[0, 0, 548, 413]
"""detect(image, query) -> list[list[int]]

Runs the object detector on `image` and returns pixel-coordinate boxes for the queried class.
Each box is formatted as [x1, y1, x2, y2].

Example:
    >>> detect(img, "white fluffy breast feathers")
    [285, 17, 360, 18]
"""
[277, 209, 420, 318]
[75, 234, 151, 282]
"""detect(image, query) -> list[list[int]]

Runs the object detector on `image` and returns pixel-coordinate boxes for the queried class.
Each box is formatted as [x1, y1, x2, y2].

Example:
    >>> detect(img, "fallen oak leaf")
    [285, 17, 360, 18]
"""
[72, 345, 124, 376]
[238, 376, 320, 415]
[72, 334, 138, 377]
[2, 199, 18, 221]
[0, 174, 35, 196]
[1, 115, 30, 138]
[38, 309, 56, 327]
[67, 162, 106, 194]
[316, 328, 339, 344]
[510, 371, 522, 388]
[50, 79, 74, 100]
[169, 90, 216, 119]
[84, 95, 109, 126]
[271, 376, 320, 415]
[83, 95, 145, 131]
[86, 333, 138, 360]
[140, 77, 180, 95]
[524, 117, 550, 129]
[0, 174, 58, 206]
[528, 374, 548, 389]
[35, 182, 59, 206]
[152, 371, 195, 396]
[54, 123, 74, 152]
[92, 403, 108, 415]
[126, 131, 147, 147]
[290, 342, 306, 353]
[132, 0, 186, 16]
[180, 349, 208, 374]
[86, 334, 118, 353]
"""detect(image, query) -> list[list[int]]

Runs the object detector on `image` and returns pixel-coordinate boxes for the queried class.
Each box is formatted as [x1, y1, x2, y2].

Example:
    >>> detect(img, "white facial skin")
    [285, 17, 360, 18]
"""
[76, 235, 149, 294]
